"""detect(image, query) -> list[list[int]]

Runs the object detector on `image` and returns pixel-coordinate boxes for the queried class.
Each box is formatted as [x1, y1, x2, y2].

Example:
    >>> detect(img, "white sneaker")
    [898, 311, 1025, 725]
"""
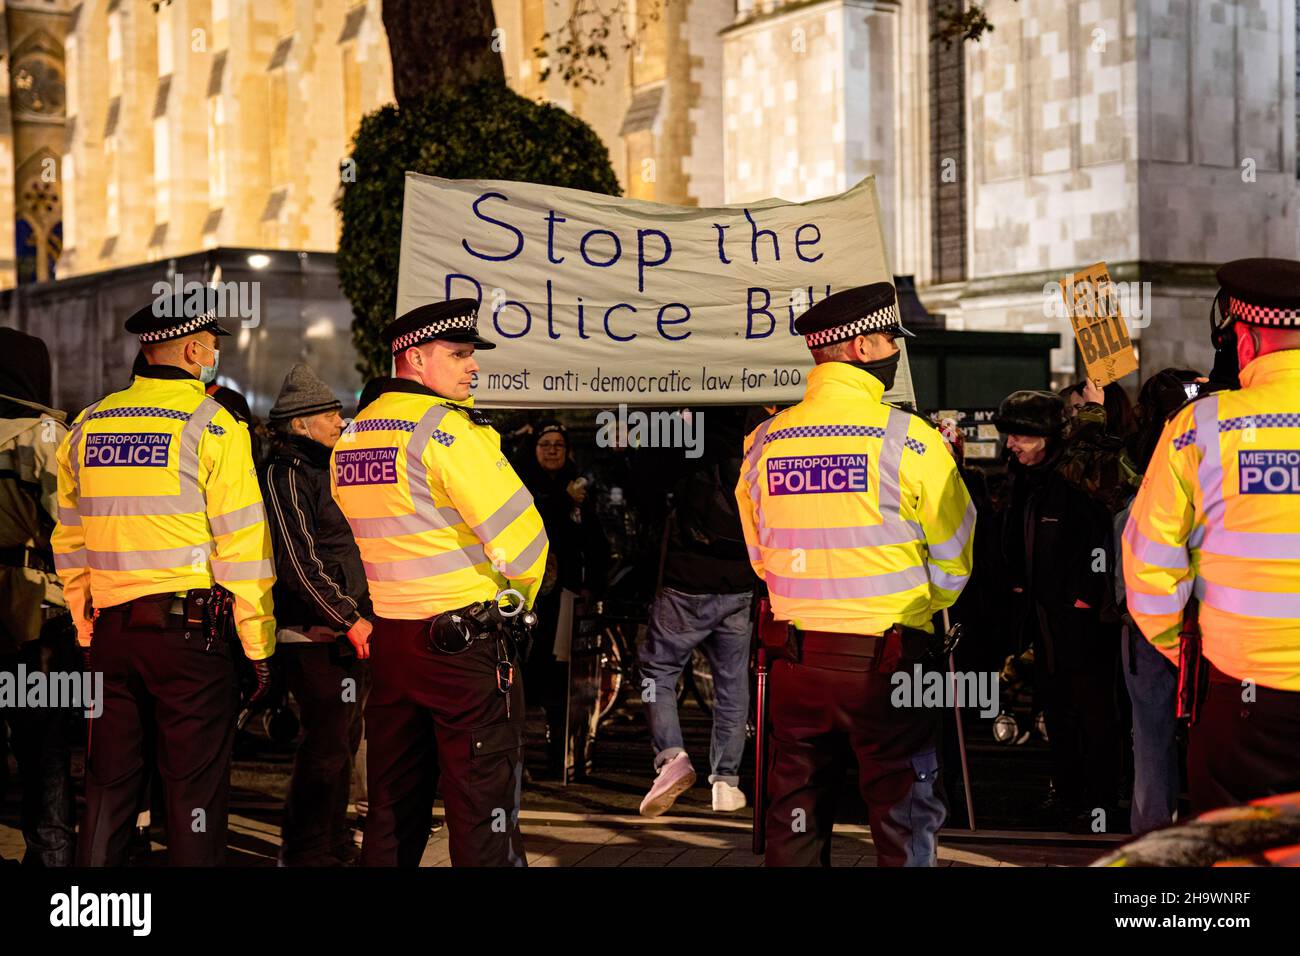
[711, 780, 747, 812]
[639, 753, 696, 817]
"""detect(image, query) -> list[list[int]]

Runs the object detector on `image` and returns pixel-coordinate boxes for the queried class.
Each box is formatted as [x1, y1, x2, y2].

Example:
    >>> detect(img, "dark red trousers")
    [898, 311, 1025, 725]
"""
[79, 600, 237, 866]
[362, 617, 526, 867]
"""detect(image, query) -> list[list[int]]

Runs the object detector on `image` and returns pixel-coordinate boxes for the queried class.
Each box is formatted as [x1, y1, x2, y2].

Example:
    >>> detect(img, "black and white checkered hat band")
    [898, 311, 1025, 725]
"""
[391, 312, 478, 352]
[804, 303, 900, 348]
[137, 310, 220, 343]
[1228, 297, 1300, 327]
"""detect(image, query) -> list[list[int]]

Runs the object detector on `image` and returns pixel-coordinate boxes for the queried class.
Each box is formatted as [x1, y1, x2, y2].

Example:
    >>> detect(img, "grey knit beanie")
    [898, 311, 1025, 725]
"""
[269, 362, 342, 424]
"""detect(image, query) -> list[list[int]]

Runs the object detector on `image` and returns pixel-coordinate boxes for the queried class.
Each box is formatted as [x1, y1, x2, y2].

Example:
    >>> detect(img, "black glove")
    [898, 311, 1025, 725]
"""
[246, 657, 275, 710]
[81, 644, 93, 673]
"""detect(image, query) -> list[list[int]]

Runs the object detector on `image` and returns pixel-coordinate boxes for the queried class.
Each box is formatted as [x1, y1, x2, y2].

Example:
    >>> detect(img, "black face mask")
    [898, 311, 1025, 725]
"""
[848, 351, 901, 392]
[1208, 292, 1240, 390]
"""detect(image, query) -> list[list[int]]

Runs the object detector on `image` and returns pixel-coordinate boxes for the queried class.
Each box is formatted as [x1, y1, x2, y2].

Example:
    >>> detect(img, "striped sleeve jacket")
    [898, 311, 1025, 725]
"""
[735, 361, 975, 636]
[330, 384, 549, 620]
[1123, 349, 1300, 691]
[50, 370, 276, 659]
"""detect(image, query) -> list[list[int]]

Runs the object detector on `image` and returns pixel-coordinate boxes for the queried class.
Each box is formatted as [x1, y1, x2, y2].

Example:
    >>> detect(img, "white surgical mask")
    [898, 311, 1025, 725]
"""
[194, 342, 220, 385]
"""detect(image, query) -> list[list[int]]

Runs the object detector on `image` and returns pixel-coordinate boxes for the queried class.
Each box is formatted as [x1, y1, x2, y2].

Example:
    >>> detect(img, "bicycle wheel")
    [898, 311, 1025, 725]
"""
[595, 624, 625, 722]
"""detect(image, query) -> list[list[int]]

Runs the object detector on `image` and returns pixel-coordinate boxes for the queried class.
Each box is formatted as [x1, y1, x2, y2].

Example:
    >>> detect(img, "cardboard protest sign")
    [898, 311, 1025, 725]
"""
[1059, 262, 1138, 386]
[396, 174, 915, 408]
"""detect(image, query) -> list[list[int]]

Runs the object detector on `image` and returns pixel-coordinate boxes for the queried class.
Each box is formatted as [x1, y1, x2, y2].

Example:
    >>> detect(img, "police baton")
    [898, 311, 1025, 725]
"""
[942, 607, 977, 832]
[752, 642, 768, 855]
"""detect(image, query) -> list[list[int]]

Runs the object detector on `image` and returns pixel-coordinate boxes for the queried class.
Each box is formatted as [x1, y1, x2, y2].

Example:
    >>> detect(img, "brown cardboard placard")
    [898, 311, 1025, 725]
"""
[1059, 262, 1138, 386]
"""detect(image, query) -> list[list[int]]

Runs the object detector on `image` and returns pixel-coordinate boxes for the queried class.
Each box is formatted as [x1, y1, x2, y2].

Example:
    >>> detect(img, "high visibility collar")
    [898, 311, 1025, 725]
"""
[135, 363, 201, 383]
[380, 376, 476, 409]
[1239, 348, 1300, 388]
[804, 361, 886, 405]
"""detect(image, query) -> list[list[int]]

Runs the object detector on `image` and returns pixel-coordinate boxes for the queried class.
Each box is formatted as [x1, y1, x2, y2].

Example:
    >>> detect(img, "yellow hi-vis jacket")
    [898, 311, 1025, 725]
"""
[51, 369, 276, 659]
[1123, 349, 1300, 691]
[735, 362, 975, 636]
[330, 381, 548, 620]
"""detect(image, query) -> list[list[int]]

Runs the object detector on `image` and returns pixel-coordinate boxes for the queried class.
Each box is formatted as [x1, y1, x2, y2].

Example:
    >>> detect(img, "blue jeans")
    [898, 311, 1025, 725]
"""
[1121, 622, 1179, 834]
[637, 587, 753, 786]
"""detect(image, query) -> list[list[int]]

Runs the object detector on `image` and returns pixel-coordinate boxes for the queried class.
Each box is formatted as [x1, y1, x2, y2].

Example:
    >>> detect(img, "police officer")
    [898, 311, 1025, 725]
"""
[51, 291, 276, 866]
[736, 282, 975, 867]
[1124, 258, 1300, 814]
[331, 299, 548, 867]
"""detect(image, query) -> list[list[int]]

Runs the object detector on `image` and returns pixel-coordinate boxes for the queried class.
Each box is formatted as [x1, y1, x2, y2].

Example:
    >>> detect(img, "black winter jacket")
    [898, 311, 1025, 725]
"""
[260, 435, 371, 637]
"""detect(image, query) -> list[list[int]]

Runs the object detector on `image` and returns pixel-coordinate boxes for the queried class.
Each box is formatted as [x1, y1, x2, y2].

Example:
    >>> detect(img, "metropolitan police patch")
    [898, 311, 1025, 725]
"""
[83, 433, 172, 467]
[335, 447, 399, 486]
[1239, 450, 1300, 494]
[767, 454, 869, 496]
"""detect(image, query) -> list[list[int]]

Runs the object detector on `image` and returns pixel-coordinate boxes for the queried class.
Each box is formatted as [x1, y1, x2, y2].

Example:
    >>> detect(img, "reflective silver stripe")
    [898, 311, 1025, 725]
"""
[211, 557, 274, 581]
[928, 566, 970, 592]
[474, 485, 536, 542]
[743, 414, 780, 542]
[178, 398, 222, 507]
[928, 501, 975, 562]
[347, 512, 444, 539]
[877, 409, 911, 518]
[500, 528, 548, 578]
[58, 506, 81, 527]
[78, 495, 202, 517]
[1122, 518, 1189, 571]
[1193, 397, 1224, 526]
[67, 400, 103, 504]
[760, 520, 923, 551]
[362, 543, 486, 583]
[1195, 578, 1300, 619]
[209, 501, 266, 537]
[54, 549, 87, 570]
[87, 542, 211, 571]
[747, 544, 762, 562]
[765, 565, 928, 600]
[1126, 579, 1194, 617]
[1200, 526, 1300, 560]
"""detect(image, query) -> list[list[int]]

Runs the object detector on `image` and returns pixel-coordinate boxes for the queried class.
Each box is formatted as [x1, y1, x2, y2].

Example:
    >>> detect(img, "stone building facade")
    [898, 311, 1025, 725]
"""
[2, 0, 1296, 387]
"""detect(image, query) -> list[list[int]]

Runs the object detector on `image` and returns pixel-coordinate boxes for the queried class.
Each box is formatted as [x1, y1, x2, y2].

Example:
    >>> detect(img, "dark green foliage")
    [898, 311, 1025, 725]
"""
[336, 82, 622, 379]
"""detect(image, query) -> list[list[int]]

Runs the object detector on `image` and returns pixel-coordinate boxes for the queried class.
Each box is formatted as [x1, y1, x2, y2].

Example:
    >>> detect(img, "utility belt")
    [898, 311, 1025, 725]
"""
[0, 544, 55, 575]
[759, 616, 954, 673]
[95, 587, 235, 650]
[425, 590, 537, 717]
[425, 589, 537, 657]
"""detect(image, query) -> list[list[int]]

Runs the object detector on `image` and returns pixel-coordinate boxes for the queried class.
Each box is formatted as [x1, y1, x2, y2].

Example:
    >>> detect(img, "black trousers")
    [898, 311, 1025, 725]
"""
[280, 641, 364, 865]
[0, 621, 79, 866]
[765, 652, 946, 867]
[1189, 665, 1300, 815]
[1035, 605, 1120, 811]
[362, 617, 526, 867]
[78, 604, 237, 867]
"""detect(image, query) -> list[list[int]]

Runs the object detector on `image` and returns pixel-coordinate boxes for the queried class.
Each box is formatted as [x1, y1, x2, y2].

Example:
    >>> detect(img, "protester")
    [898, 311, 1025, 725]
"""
[1114, 367, 1201, 834]
[636, 406, 757, 816]
[0, 329, 76, 866]
[995, 388, 1121, 831]
[261, 363, 372, 865]
[513, 420, 608, 776]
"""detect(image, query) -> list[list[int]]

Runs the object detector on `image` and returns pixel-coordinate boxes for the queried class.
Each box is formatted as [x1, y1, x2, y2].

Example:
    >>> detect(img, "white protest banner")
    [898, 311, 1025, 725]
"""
[396, 174, 914, 408]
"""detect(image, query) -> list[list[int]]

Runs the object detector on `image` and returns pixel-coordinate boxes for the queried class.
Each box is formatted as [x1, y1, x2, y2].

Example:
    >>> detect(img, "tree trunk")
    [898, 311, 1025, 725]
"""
[382, 0, 505, 105]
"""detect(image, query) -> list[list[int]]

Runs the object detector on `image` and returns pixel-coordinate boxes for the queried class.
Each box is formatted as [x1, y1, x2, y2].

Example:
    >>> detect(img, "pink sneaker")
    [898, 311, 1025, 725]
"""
[638, 753, 697, 817]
